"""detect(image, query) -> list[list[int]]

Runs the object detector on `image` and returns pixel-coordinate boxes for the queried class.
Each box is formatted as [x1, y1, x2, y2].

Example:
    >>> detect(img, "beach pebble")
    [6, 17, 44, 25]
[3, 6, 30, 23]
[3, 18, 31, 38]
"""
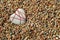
[9, 8, 26, 25]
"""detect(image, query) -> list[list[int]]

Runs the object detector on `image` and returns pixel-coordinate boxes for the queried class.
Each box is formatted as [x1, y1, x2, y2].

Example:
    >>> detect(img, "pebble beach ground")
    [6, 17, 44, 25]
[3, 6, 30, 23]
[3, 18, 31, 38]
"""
[0, 0, 60, 40]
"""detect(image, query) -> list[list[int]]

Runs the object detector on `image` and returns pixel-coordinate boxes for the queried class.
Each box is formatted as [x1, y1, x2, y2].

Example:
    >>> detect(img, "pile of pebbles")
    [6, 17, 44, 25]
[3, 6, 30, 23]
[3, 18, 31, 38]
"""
[0, 0, 60, 40]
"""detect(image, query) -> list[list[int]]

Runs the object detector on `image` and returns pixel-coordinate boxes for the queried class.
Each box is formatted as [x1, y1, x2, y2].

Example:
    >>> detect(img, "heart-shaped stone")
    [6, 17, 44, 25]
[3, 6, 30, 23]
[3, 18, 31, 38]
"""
[9, 8, 26, 25]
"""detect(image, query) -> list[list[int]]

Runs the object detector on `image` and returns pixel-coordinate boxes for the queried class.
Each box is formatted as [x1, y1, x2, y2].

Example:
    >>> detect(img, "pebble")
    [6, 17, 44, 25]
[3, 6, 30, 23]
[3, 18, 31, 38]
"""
[53, 35, 56, 37]
[9, 8, 26, 25]
[56, 37, 59, 39]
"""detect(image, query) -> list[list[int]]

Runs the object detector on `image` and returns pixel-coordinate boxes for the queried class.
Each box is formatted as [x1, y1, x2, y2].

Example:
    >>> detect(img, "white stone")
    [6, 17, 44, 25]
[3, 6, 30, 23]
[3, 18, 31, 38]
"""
[56, 37, 58, 39]
[9, 8, 26, 25]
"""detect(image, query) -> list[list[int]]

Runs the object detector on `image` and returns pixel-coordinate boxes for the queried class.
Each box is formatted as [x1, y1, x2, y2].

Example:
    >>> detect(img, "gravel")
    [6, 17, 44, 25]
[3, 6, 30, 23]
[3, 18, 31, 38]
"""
[0, 0, 60, 40]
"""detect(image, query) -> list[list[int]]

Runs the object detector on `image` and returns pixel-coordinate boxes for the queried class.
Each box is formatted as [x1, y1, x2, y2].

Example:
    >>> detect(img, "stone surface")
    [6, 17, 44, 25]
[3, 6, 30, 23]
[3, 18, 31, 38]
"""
[9, 8, 26, 25]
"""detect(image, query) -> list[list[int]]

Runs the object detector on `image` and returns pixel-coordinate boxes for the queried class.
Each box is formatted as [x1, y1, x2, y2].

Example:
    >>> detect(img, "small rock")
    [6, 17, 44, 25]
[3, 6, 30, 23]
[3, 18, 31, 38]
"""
[53, 35, 56, 37]
[9, 8, 26, 25]
[56, 37, 59, 39]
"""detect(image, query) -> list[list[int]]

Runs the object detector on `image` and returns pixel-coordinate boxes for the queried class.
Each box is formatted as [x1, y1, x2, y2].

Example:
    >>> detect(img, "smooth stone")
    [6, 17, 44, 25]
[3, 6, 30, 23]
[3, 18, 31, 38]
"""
[9, 8, 26, 25]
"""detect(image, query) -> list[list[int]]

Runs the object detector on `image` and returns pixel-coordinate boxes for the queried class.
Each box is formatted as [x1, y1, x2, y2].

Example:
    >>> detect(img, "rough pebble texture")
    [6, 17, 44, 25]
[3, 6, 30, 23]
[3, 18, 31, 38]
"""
[0, 0, 60, 40]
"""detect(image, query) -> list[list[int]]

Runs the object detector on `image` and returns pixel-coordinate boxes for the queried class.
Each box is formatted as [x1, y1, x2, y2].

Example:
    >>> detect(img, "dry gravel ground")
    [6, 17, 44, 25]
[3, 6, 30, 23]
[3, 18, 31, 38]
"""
[0, 0, 60, 40]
